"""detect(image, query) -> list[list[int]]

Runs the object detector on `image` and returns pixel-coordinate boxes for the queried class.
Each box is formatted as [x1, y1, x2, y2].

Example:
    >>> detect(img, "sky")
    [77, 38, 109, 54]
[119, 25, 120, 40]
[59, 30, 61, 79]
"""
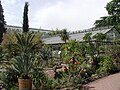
[2, 0, 111, 31]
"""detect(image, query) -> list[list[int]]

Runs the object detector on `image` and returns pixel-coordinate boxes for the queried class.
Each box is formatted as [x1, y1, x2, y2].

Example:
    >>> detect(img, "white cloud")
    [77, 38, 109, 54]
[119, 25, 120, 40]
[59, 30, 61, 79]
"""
[2, 0, 23, 26]
[2, 0, 112, 31]
[3, 0, 18, 4]
[30, 0, 111, 31]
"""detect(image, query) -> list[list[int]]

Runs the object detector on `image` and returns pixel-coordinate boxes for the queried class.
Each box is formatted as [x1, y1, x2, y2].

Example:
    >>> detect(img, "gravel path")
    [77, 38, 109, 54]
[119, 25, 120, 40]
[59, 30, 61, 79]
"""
[84, 73, 120, 90]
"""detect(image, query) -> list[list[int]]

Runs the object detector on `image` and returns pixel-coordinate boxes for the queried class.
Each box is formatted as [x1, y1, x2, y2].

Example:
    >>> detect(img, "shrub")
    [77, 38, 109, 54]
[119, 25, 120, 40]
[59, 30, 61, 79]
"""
[96, 56, 116, 77]
[61, 40, 83, 63]
[0, 68, 19, 90]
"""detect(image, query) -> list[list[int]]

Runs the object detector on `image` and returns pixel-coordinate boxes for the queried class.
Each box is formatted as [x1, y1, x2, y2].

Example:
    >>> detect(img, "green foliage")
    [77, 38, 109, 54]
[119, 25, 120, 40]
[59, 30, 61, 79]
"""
[40, 46, 52, 61]
[8, 33, 42, 78]
[83, 33, 92, 41]
[0, 46, 5, 64]
[23, 2, 29, 32]
[59, 29, 69, 43]
[96, 56, 116, 77]
[62, 40, 82, 63]
[0, 68, 19, 90]
[46, 78, 61, 89]
[106, 44, 120, 60]
[6, 33, 40, 56]
[93, 33, 106, 41]
[105, 39, 120, 70]
[67, 61, 82, 88]
[94, 16, 113, 27]
[79, 43, 87, 57]
[11, 53, 34, 77]
[60, 32, 118, 89]
[93, 33, 106, 56]
[82, 33, 106, 58]
[94, 0, 120, 34]
[0, 22, 119, 90]
[14, 33, 36, 53]
[32, 67, 65, 89]
[0, 32, 51, 88]
[83, 33, 96, 59]
[32, 67, 49, 90]
[2, 33, 43, 60]
[52, 57, 92, 89]
[106, 0, 120, 16]
[0, 1, 6, 43]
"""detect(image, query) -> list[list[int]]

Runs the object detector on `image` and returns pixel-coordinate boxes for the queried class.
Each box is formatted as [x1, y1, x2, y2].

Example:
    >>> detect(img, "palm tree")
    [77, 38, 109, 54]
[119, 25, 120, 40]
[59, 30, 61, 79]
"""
[10, 33, 39, 55]
[7, 32, 42, 78]
[11, 53, 34, 78]
[60, 29, 69, 44]
[9, 33, 40, 89]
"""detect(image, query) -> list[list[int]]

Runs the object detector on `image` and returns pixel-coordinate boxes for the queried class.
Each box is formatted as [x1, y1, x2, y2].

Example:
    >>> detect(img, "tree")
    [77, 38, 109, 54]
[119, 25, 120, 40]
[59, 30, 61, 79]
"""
[23, 2, 29, 33]
[0, 1, 6, 44]
[94, 0, 120, 34]
[106, 0, 120, 16]
[60, 29, 69, 43]
[94, 16, 112, 27]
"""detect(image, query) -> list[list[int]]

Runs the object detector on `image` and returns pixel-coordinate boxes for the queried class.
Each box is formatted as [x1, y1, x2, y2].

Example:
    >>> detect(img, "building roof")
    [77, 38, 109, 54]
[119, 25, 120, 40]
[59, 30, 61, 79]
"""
[6, 25, 51, 32]
[43, 27, 113, 44]
[43, 36, 64, 44]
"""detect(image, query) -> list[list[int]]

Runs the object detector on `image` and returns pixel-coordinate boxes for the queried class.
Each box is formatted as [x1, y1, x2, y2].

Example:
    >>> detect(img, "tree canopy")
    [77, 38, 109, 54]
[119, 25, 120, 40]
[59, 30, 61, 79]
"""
[94, 0, 120, 34]
[23, 2, 29, 33]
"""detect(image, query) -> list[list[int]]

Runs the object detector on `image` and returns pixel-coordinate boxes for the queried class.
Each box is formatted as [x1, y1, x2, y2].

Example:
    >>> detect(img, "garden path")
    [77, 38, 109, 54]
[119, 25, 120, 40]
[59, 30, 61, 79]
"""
[83, 73, 120, 90]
